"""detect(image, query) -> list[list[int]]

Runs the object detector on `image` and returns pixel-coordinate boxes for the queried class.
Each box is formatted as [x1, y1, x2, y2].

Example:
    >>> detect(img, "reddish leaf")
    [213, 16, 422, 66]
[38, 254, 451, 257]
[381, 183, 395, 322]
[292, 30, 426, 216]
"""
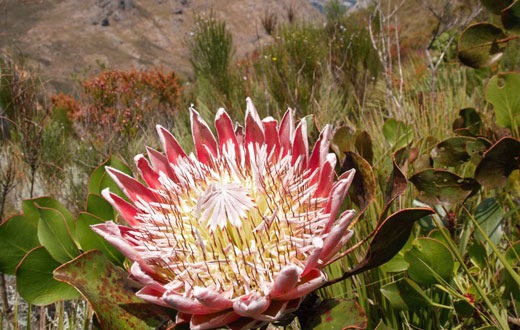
[54, 250, 169, 329]
[475, 137, 520, 189]
[340, 151, 376, 213]
[410, 169, 480, 205]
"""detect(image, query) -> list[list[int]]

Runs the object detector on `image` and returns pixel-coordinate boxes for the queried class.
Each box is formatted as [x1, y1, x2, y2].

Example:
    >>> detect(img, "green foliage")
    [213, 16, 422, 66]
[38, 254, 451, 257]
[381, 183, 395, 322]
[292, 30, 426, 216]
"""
[186, 11, 245, 113]
[486, 72, 520, 134]
[0, 156, 129, 305]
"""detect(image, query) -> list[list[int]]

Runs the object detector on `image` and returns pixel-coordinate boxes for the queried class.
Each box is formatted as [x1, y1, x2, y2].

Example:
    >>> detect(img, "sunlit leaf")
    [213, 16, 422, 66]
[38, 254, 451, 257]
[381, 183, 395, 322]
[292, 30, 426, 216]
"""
[37, 206, 80, 263]
[458, 23, 508, 68]
[54, 250, 169, 329]
[86, 193, 115, 220]
[475, 137, 520, 189]
[485, 72, 520, 130]
[16, 246, 80, 305]
[404, 237, 454, 285]
[410, 169, 480, 205]
[0, 215, 39, 274]
[382, 119, 413, 149]
[23, 196, 74, 224]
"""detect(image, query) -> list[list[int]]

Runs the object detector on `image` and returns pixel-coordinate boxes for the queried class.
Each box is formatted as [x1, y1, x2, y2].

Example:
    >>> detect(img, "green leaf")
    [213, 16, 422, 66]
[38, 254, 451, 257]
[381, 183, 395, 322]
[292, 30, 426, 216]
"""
[404, 237, 454, 285]
[458, 23, 508, 68]
[475, 137, 520, 189]
[410, 169, 480, 205]
[0, 215, 39, 274]
[299, 299, 367, 329]
[86, 193, 115, 220]
[480, 0, 513, 14]
[453, 298, 476, 316]
[382, 119, 413, 149]
[474, 198, 504, 246]
[501, 241, 520, 300]
[54, 250, 169, 329]
[16, 246, 80, 305]
[75, 212, 124, 266]
[468, 240, 488, 269]
[37, 206, 80, 263]
[381, 278, 432, 310]
[23, 196, 74, 224]
[89, 156, 132, 196]
[502, 1, 520, 34]
[486, 73, 520, 131]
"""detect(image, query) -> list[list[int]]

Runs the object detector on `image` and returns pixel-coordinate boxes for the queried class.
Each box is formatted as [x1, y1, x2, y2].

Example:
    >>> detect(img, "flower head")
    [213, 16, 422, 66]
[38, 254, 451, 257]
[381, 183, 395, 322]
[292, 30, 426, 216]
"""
[92, 98, 355, 329]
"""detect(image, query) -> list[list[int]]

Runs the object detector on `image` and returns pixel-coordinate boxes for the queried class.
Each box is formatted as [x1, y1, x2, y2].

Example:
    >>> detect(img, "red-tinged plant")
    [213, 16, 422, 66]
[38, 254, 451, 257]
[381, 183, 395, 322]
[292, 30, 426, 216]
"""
[77, 68, 181, 143]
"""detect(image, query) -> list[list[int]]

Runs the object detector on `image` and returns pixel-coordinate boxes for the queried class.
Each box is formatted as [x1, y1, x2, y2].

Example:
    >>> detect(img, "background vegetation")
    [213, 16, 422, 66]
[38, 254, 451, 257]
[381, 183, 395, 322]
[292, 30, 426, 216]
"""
[0, 0, 519, 328]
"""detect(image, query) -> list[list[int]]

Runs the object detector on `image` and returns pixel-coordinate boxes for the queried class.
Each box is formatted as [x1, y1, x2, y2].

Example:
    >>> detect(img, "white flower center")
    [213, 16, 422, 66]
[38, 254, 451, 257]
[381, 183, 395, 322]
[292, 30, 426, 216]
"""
[194, 182, 254, 231]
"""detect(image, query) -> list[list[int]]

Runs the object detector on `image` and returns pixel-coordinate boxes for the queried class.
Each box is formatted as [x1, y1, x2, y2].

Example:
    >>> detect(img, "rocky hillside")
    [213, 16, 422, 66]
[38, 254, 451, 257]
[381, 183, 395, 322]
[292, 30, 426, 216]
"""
[0, 0, 320, 93]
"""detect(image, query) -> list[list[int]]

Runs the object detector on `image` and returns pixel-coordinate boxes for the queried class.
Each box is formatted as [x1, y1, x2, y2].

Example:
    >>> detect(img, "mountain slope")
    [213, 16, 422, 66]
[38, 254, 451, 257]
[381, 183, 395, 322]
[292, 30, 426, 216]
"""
[1, 0, 320, 92]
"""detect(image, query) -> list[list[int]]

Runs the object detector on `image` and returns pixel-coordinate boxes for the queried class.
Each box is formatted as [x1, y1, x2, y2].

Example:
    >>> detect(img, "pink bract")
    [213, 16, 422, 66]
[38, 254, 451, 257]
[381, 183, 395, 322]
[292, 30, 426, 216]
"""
[91, 98, 355, 330]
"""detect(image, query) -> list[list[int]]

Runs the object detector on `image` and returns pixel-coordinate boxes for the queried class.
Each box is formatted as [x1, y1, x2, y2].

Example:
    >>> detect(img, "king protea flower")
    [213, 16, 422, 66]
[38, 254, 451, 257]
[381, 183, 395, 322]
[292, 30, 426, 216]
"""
[91, 98, 356, 330]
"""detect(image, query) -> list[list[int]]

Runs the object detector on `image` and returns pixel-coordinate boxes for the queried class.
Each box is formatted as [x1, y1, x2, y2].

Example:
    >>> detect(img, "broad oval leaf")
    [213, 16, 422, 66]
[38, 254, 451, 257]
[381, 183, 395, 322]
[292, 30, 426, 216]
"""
[361, 208, 435, 271]
[75, 212, 124, 266]
[382, 119, 413, 149]
[0, 215, 39, 274]
[54, 250, 169, 329]
[485, 73, 520, 130]
[475, 137, 520, 189]
[458, 23, 507, 68]
[37, 206, 80, 263]
[16, 246, 80, 305]
[404, 237, 454, 285]
[86, 193, 115, 221]
[22, 196, 74, 224]
[410, 169, 480, 205]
